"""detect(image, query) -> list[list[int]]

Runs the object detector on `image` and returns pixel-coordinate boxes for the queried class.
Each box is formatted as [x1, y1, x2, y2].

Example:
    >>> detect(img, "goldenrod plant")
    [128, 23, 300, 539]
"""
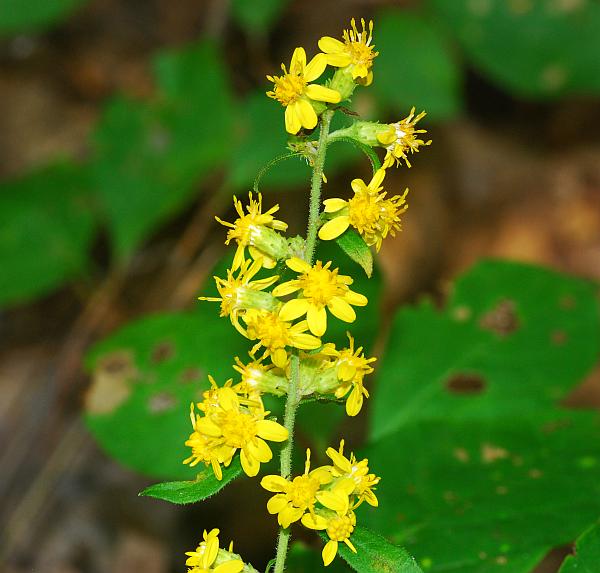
[179, 19, 430, 572]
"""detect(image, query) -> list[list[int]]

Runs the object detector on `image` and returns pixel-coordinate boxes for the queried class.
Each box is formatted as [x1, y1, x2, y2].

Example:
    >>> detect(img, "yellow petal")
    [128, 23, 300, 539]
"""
[316, 490, 349, 513]
[338, 362, 356, 381]
[261, 475, 288, 493]
[214, 561, 244, 573]
[305, 83, 341, 104]
[267, 494, 288, 514]
[369, 168, 386, 191]
[344, 290, 368, 306]
[346, 386, 363, 416]
[323, 198, 347, 213]
[328, 297, 356, 323]
[351, 178, 368, 194]
[204, 535, 219, 568]
[295, 99, 318, 130]
[307, 305, 327, 337]
[247, 437, 273, 462]
[279, 505, 304, 528]
[304, 53, 327, 82]
[279, 298, 310, 321]
[196, 418, 222, 437]
[325, 53, 353, 67]
[323, 540, 338, 566]
[272, 348, 288, 368]
[290, 47, 306, 74]
[240, 449, 259, 477]
[318, 36, 345, 54]
[256, 419, 289, 442]
[301, 513, 327, 530]
[326, 447, 352, 472]
[232, 244, 245, 271]
[286, 257, 312, 273]
[285, 104, 301, 135]
[344, 538, 357, 553]
[272, 280, 301, 297]
[291, 332, 322, 350]
[318, 217, 350, 241]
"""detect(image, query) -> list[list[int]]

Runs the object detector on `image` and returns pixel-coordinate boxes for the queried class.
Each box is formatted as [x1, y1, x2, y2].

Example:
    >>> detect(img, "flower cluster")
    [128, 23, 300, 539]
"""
[179, 16, 429, 571]
[262, 442, 380, 566]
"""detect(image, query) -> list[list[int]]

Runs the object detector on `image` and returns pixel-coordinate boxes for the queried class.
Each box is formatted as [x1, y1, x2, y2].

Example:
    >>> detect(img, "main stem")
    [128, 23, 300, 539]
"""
[272, 109, 334, 573]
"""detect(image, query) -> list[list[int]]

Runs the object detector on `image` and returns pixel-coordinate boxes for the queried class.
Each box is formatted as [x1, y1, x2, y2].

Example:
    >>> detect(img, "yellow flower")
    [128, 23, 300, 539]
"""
[185, 529, 244, 573]
[326, 440, 380, 508]
[216, 192, 288, 271]
[273, 258, 368, 337]
[319, 18, 378, 86]
[184, 380, 288, 478]
[302, 508, 357, 566]
[242, 309, 321, 368]
[198, 258, 279, 336]
[327, 334, 376, 416]
[318, 168, 408, 251]
[261, 449, 333, 528]
[377, 107, 431, 168]
[267, 47, 341, 134]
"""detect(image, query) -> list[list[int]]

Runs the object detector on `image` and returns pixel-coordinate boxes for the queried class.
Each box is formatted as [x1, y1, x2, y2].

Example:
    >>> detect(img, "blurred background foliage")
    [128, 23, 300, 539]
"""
[1, 1, 600, 573]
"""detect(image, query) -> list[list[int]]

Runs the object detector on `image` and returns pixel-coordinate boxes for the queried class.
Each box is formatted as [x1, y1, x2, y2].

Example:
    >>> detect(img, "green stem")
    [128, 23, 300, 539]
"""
[272, 110, 334, 573]
[305, 108, 334, 265]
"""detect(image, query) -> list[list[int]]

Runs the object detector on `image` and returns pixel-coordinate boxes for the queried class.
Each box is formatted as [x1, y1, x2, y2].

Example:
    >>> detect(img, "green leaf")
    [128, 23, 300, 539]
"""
[139, 460, 242, 504]
[92, 41, 234, 260]
[84, 306, 250, 480]
[336, 526, 423, 573]
[428, 0, 600, 97]
[559, 523, 600, 573]
[371, 259, 600, 440]
[231, 0, 289, 36]
[335, 230, 373, 278]
[373, 10, 461, 120]
[0, 162, 94, 307]
[364, 259, 600, 572]
[0, 0, 87, 35]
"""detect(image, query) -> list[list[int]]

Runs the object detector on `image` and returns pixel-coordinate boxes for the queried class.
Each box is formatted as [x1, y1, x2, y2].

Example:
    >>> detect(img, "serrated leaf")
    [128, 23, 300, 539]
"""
[335, 229, 373, 278]
[0, 0, 87, 35]
[140, 459, 242, 504]
[84, 306, 250, 480]
[336, 526, 423, 573]
[365, 259, 600, 572]
[92, 41, 234, 260]
[559, 523, 600, 573]
[0, 162, 94, 307]
[428, 0, 600, 97]
[373, 10, 461, 120]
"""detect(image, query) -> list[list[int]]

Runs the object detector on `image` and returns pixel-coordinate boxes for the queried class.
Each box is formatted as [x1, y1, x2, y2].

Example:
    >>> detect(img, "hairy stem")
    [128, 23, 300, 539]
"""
[272, 110, 334, 573]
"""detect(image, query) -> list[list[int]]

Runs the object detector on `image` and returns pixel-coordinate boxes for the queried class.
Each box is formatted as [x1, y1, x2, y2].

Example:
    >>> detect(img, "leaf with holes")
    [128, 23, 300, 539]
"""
[335, 526, 423, 573]
[364, 259, 600, 572]
[0, 162, 95, 307]
[0, 0, 87, 35]
[373, 10, 461, 120]
[559, 523, 600, 573]
[84, 307, 251, 480]
[140, 459, 242, 504]
[428, 0, 600, 97]
[335, 229, 373, 278]
[92, 41, 234, 260]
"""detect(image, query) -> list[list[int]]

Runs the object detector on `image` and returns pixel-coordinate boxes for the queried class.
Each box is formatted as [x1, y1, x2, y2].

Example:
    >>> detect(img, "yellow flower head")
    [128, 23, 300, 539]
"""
[273, 258, 368, 337]
[328, 334, 376, 416]
[319, 18, 378, 86]
[242, 308, 322, 368]
[216, 192, 288, 271]
[318, 168, 408, 251]
[326, 440, 380, 508]
[267, 47, 341, 134]
[233, 355, 288, 397]
[184, 403, 226, 479]
[185, 380, 288, 478]
[185, 529, 244, 573]
[261, 449, 333, 528]
[378, 107, 431, 168]
[302, 507, 357, 566]
[198, 258, 279, 336]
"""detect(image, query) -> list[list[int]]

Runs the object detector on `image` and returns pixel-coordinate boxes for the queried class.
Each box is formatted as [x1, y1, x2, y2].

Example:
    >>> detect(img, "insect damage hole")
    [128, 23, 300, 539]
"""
[479, 299, 519, 336]
[446, 373, 486, 395]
